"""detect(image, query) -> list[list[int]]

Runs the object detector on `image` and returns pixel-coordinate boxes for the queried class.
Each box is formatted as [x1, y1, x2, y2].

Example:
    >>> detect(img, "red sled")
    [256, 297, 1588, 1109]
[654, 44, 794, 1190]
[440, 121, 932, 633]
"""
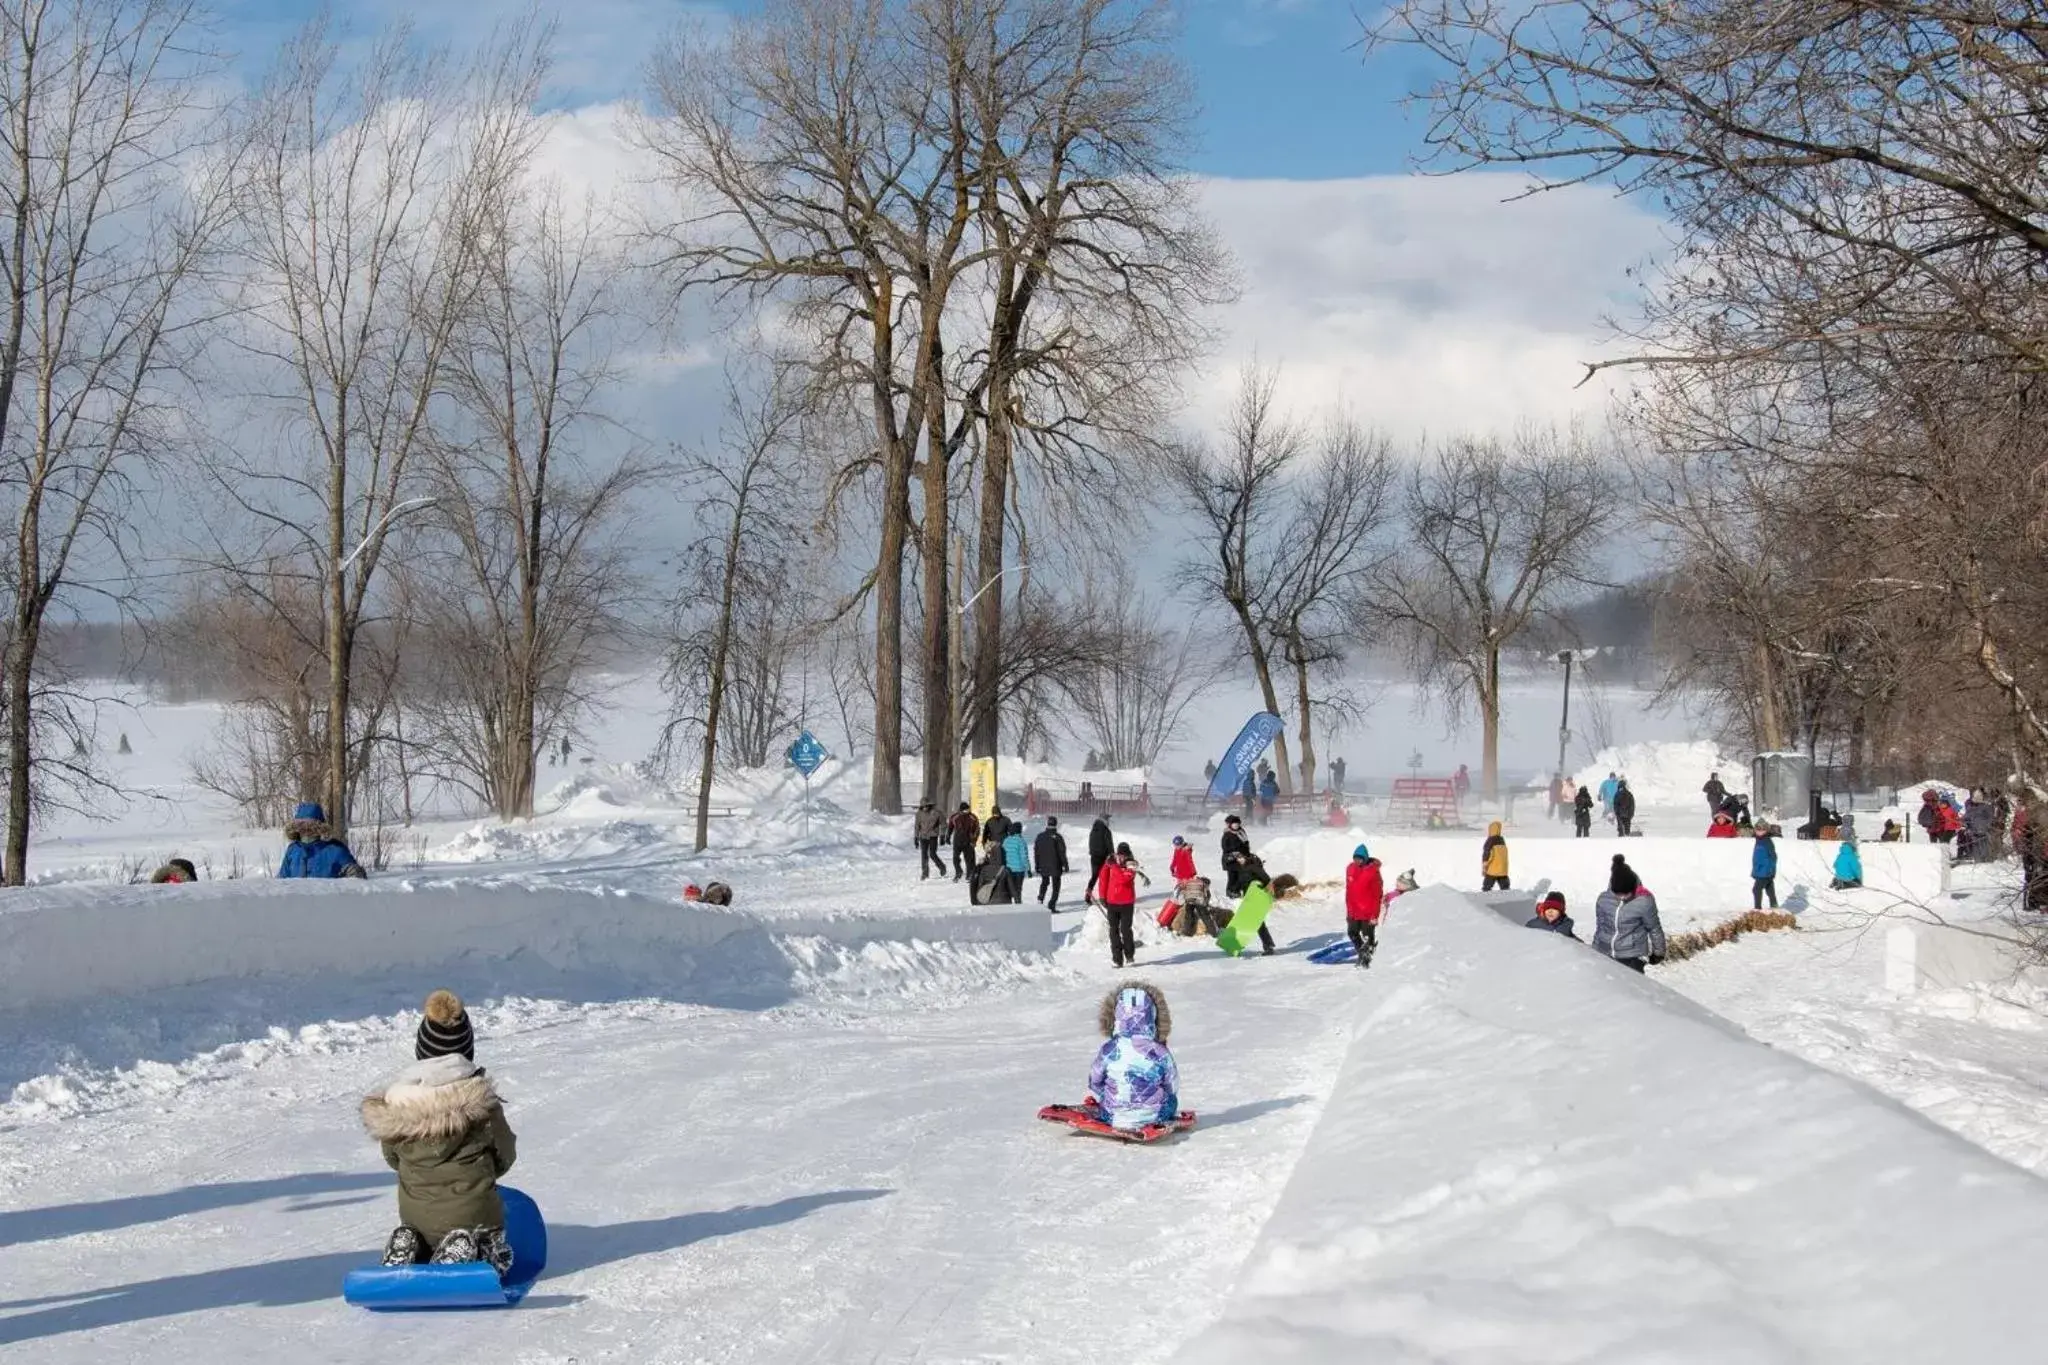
[1155, 900, 1180, 929]
[1038, 1102, 1196, 1143]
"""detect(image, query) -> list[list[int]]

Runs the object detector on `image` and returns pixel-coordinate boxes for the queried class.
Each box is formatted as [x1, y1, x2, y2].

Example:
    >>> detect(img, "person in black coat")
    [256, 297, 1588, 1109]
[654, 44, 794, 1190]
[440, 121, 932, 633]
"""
[947, 803, 980, 881]
[982, 806, 1013, 848]
[1573, 785, 1593, 838]
[1084, 813, 1114, 900]
[1223, 837, 1277, 955]
[1034, 817, 1070, 910]
[1703, 772, 1726, 812]
[1613, 781, 1637, 837]
[1220, 814, 1253, 897]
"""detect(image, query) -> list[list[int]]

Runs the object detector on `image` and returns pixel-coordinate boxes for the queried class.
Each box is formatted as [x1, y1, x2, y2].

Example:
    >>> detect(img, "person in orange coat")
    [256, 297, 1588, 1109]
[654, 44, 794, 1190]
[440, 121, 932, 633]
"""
[1344, 844, 1386, 970]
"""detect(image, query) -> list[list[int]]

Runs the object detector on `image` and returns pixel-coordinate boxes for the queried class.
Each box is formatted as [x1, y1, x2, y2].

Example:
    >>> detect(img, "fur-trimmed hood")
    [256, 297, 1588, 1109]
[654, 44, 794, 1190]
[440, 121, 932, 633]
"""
[285, 816, 333, 843]
[1098, 982, 1171, 1042]
[361, 1054, 502, 1143]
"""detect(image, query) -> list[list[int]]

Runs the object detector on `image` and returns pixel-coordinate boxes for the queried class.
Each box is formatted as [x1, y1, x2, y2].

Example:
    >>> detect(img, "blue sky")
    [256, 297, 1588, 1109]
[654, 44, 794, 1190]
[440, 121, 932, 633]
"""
[222, 0, 1431, 180]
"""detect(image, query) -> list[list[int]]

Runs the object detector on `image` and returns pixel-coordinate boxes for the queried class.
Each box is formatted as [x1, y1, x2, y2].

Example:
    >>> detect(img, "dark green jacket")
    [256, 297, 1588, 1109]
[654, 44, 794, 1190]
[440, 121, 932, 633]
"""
[360, 1056, 518, 1243]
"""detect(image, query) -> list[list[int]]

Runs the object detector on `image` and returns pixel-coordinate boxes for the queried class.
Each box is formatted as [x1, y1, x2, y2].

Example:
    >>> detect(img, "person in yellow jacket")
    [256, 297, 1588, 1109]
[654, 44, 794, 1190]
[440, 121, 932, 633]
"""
[1481, 820, 1510, 891]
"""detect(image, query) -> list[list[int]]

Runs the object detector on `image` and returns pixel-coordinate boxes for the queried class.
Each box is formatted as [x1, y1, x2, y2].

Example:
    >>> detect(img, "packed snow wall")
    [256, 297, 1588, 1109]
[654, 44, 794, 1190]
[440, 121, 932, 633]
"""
[0, 879, 1048, 1093]
[1179, 888, 2048, 1364]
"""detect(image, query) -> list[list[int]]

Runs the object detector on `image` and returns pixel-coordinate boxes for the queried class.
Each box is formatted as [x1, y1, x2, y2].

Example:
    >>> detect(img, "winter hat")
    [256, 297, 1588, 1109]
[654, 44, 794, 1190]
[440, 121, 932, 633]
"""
[1172, 835, 1186, 846]
[1352, 844, 1370, 861]
[292, 801, 325, 824]
[1224, 814, 1243, 828]
[1609, 856, 1640, 897]
[1115, 841, 1133, 858]
[1539, 891, 1567, 912]
[1046, 816, 1059, 828]
[415, 990, 475, 1061]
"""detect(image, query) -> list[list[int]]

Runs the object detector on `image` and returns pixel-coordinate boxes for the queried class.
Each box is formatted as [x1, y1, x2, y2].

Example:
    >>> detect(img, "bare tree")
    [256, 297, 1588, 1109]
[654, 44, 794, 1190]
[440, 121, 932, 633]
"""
[0, 0, 233, 882]
[1056, 564, 1219, 768]
[1164, 365, 1303, 791]
[219, 18, 549, 837]
[660, 371, 807, 851]
[423, 186, 648, 818]
[1375, 426, 1610, 800]
[1265, 416, 1396, 792]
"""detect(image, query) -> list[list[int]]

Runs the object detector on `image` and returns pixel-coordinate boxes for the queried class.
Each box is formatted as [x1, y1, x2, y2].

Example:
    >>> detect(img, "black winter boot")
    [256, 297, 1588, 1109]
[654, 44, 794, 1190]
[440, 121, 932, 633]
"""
[381, 1226, 426, 1266]
[430, 1228, 481, 1264]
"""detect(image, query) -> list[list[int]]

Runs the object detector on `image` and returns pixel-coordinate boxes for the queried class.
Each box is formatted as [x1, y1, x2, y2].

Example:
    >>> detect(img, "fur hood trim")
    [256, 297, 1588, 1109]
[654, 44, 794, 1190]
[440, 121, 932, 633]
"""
[361, 1055, 501, 1143]
[1097, 981, 1171, 1042]
[285, 816, 332, 842]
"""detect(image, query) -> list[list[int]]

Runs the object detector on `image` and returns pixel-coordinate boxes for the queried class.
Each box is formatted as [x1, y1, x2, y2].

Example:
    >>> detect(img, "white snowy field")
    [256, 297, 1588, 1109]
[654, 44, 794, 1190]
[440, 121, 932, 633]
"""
[8, 682, 2048, 1360]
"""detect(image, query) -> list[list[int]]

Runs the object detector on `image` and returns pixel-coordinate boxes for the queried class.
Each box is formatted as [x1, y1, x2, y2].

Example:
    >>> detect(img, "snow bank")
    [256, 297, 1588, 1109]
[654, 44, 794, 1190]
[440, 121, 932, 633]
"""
[1258, 828, 1948, 930]
[1181, 888, 2048, 1364]
[1571, 739, 1733, 807]
[0, 879, 1049, 1097]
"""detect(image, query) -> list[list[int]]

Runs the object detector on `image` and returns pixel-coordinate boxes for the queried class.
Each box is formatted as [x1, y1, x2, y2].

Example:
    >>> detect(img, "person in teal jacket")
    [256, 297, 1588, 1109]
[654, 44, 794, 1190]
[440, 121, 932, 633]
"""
[1831, 837, 1863, 891]
[1000, 827, 1031, 904]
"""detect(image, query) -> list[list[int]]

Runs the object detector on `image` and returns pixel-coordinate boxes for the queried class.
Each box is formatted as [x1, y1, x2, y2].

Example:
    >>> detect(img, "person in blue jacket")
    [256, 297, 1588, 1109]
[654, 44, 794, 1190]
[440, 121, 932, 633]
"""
[1751, 824, 1779, 909]
[1000, 825, 1031, 904]
[1831, 836, 1863, 891]
[1257, 768, 1280, 825]
[279, 802, 365, 879]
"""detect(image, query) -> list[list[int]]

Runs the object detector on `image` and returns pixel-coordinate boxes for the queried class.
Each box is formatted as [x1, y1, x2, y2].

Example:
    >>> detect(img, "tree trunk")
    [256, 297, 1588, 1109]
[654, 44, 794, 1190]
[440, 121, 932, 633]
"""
[870, 451, 909, 817]
[1755, 638, 1786, 751]
[968, 389, 1011, 768]
[1481, 642, 1502, 801]
[326, 491, 351, 838]
[4, 625, 34, 887]
[919, 396, 953, 812]
[1288, 627, 1317, 795]
[697, 513, 746, 852]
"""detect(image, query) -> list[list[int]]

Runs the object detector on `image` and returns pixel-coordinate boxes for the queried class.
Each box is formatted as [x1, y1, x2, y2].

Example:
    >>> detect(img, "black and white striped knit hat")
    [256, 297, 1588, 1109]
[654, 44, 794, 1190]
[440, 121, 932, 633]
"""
[415, 990, 475, 1061]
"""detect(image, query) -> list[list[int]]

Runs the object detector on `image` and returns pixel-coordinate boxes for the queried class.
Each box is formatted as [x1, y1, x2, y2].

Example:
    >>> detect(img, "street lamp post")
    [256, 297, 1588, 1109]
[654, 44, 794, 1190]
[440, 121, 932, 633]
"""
[1556, 649, 1574, 786]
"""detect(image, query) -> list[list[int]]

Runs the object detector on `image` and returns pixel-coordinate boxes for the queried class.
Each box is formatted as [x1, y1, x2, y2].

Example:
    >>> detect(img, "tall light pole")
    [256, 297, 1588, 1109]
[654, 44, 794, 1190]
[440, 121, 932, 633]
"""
[948, 549, 1028, 807]
[1556, 649, 1574, 784]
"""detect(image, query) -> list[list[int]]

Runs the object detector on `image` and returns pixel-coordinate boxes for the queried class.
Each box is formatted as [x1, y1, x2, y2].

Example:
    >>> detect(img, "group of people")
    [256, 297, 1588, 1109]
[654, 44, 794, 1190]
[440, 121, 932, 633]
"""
[1521, 856, 1669, 973]
[1543, 773, 1634, 838]
[147, 801, 366, 886]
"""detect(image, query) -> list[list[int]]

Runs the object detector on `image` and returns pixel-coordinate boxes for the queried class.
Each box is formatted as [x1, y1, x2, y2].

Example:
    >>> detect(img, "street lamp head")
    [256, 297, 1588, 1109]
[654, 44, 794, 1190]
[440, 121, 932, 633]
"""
[1557, 649, 1572, 664]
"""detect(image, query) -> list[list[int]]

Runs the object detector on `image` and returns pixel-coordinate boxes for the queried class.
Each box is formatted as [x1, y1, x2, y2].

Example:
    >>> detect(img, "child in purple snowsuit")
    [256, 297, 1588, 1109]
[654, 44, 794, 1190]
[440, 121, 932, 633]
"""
[1087, 982, 1180, 1131]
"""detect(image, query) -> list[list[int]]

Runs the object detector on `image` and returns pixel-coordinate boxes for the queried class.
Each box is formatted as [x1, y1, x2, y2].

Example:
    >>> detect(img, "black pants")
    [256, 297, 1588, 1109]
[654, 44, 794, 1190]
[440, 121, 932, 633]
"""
[1616, 815, 1633, 836]
[1038, 871, 1062, 908]
[951, 843, 974, 879]
[918, 837, 945, 878]
[1346, 919, 1377, 962]
[1085, 854, 1107, 900]
[1104, 902, 1136, 963]
[1483, 875, 1509, 891]
[1753, 875, 1777, 909]
[1617, 957, 1647, 974]
[1575, 814, 1590, 837]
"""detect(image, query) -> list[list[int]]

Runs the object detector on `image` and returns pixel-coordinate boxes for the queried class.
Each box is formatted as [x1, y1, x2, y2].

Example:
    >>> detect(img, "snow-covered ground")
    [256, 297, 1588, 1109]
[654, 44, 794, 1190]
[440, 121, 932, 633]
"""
[8, 683, 2048, 1361]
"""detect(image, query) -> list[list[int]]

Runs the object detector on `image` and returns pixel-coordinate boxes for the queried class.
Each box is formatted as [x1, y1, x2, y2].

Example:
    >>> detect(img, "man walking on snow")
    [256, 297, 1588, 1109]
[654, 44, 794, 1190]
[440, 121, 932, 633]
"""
[1035, 817, 1070, 911]
[947, 803, 980, 881]
[913, 801, 947, 879]
[1703, 771, 1726, 813]
[1085, 812, 1115, 900]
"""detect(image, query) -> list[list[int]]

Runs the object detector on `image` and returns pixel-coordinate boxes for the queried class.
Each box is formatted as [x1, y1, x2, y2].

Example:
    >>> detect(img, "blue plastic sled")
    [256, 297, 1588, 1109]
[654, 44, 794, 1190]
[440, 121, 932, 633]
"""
[1307, 939, 1356, 965]
[342, 1187, 547, 1311]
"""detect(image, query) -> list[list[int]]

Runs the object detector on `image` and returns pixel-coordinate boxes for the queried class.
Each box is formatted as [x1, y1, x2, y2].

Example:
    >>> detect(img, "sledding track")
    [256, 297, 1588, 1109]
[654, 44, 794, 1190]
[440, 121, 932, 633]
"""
[0, 895, 1366, 1364]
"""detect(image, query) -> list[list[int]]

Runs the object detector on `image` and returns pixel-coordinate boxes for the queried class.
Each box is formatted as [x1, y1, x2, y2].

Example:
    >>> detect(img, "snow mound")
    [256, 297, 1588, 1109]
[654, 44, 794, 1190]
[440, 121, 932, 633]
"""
[1573, 740, 1734, 807]
[1184, 887, 2048, 1363]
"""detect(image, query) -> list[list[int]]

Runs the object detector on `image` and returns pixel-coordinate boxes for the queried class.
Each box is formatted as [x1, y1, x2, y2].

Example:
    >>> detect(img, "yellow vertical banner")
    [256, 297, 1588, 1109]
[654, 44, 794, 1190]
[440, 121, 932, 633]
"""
[968, 757, 997, 822]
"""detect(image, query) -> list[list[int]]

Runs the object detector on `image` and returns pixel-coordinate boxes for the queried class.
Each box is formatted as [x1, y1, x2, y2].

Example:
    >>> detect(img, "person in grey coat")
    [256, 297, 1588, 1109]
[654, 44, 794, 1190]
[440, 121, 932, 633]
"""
[1593, 855, 1666, 974]
[913, 801, 947, 879]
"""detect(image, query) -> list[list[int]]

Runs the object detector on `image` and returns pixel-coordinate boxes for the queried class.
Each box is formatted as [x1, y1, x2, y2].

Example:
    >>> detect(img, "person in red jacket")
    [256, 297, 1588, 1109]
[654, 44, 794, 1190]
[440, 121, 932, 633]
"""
[1168, 835, 1197, 884]
[1344, 844, 1385, 970]
[1706, 811, 1738, 838]
[1093, 842, 1152, 968]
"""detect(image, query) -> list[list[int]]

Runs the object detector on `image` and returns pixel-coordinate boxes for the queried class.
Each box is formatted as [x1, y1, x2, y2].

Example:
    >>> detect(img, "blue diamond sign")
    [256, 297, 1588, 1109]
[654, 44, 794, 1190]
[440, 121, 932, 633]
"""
[786, 730, 828, 778]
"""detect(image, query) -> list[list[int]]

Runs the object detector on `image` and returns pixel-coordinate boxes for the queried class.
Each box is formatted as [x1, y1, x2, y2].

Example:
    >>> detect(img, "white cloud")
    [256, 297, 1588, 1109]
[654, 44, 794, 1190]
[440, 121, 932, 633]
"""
[1189, 174, 1670, 438]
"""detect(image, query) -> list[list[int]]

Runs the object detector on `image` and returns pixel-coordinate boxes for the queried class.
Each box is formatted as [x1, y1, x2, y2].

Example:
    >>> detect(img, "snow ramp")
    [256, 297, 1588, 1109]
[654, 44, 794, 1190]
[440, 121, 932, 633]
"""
[1180, 887, 2048, 1365]
[0, 879, 1047, 1098]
